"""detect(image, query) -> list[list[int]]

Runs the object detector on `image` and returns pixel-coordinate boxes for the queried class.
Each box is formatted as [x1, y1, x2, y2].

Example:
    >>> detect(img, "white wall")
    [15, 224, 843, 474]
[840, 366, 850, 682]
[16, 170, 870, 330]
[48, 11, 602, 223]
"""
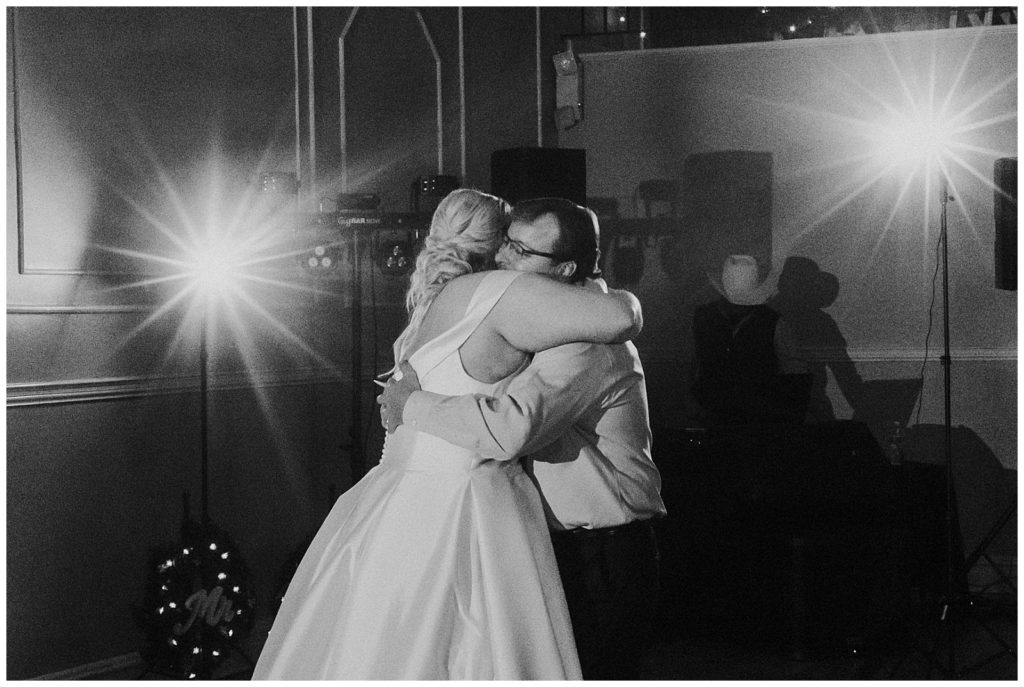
[562, 26, 1017, 470]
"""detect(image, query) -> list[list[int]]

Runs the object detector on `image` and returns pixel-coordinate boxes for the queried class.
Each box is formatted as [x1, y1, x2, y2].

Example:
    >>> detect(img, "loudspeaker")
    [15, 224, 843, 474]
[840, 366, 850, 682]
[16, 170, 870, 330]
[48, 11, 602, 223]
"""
[994, 157, 1017, 290]
[490, 148, 586, 207]
[679, 151, 773, 274]
[657, 151, 773, 284]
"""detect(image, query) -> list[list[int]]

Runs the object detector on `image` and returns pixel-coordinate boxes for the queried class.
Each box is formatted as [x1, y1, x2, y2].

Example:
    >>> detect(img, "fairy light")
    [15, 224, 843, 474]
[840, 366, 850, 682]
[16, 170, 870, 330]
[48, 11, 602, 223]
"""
[141, 525, 256, 678]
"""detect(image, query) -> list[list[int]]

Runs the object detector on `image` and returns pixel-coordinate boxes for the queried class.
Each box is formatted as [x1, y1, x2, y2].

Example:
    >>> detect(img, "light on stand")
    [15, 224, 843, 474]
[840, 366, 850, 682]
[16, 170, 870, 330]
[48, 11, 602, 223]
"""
[259, 171, 300, 196]
[377, 230, 415, 277]
[185, 237, 247, 306]
[183, 230, 256, 529]
[411, 175, 459, 215]
[871, 107, 956, 179]
[296, 236, 344, 276]
[135, 211, 282, 679]
[870, 101, 1015, 677]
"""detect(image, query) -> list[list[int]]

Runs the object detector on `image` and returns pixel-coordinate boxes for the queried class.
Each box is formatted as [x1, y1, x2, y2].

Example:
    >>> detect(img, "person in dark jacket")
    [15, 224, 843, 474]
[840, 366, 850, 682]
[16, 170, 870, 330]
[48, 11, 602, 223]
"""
[692, 255, 808, 426]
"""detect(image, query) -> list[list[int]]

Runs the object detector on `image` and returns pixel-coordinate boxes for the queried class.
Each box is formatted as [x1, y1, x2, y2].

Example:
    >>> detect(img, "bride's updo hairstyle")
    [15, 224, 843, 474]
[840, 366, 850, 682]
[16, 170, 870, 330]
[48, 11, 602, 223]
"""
[391, 188, 510, 365]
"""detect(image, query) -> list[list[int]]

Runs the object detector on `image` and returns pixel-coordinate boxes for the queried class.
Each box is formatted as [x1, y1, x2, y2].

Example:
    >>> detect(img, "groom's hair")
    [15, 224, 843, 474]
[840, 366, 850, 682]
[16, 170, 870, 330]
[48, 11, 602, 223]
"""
[510, 197, 601, 284]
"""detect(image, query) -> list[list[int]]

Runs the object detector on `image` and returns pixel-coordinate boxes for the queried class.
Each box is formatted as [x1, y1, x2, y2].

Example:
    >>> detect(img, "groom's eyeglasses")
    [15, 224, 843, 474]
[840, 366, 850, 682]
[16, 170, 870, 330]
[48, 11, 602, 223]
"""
[501, 233, 564, 261]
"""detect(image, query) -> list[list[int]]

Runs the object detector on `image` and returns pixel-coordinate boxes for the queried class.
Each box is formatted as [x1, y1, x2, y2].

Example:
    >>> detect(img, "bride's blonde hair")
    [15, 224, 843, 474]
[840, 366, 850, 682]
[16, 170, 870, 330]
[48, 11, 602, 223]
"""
[390, 188, 510, 367]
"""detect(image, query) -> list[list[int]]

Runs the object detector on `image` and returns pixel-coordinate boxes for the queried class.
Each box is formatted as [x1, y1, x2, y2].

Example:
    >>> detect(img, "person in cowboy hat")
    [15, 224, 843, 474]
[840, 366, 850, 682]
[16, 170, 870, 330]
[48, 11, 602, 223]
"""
[691, 255, 807, 426]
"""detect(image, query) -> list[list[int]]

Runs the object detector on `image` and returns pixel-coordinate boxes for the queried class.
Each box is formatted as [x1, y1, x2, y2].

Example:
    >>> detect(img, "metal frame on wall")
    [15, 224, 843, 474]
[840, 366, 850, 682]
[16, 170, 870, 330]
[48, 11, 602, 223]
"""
[337, 7, 444, 194]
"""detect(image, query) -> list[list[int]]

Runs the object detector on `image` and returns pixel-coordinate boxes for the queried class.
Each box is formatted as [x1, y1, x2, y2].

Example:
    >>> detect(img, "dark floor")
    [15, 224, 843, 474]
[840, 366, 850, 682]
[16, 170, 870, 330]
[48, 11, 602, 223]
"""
[110, 592, 1015, 680]
[639, 593, 1017, 680]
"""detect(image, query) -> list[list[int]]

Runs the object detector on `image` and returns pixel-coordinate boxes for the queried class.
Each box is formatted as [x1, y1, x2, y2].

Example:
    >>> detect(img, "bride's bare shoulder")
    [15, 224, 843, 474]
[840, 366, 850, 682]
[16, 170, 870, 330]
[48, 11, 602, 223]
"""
[450, 271, 491, 289]
[419, 272, 492, 333]
[433, 271, 492, 303]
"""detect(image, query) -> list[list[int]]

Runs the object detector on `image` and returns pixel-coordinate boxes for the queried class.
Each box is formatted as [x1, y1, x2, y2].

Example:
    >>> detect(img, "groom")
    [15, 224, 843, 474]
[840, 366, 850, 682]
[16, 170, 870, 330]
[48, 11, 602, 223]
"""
[379, 197, 666, 680]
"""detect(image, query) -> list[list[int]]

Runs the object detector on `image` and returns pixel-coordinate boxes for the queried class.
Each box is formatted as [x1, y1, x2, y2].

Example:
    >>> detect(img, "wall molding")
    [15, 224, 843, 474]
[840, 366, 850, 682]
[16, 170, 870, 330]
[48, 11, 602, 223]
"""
[638, 346, 1017, 365]
[8, 304, 159, 315]
[7, 367, 350, 408]
[11, 348, 1014, 407]
[8, 298, 404, 316]
[810, 347, 1018, 363]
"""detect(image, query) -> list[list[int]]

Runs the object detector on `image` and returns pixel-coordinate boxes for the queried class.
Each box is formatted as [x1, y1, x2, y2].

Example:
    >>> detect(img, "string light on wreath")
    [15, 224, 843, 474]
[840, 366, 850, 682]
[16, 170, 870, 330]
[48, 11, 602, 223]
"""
[137, 516, 257, 679]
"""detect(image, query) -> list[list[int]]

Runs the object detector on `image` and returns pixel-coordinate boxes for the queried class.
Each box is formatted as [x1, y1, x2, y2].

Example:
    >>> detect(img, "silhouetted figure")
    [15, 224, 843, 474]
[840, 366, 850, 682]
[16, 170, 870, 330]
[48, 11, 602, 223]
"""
[692, 255, 808, 426]
[769, 256, 861, 423]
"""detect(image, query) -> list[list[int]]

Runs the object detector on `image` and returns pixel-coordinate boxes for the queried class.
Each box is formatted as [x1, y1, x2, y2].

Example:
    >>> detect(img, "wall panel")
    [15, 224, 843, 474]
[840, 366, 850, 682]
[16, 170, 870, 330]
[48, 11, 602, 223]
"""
[565, 26, 1017, 469]
[6, 385, 351, 678]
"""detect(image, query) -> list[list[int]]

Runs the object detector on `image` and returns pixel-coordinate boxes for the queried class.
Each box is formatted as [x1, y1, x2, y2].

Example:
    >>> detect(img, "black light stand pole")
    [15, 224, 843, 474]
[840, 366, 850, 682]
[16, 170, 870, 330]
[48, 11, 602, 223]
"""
[890, 179, 1014, 680]
[200, 302, 210, 527]
[350, 229, 365, 479]
[934, 180, 1012, 677]
[196, 302, 213, 679]
[890, 179, 960, 679]
[937, 179, 957, 675]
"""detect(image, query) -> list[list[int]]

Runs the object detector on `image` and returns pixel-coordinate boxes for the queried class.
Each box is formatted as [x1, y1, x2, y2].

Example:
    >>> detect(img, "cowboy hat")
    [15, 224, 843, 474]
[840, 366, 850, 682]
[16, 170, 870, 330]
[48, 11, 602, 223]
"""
[709, 254, 770, 305]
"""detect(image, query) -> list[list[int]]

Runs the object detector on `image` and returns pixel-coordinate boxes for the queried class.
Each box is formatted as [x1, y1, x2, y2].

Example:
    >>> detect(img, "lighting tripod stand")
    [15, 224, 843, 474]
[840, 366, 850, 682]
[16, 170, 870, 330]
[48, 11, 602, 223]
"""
[889, 181, 1015, 678]
[137, 304, 258, 680]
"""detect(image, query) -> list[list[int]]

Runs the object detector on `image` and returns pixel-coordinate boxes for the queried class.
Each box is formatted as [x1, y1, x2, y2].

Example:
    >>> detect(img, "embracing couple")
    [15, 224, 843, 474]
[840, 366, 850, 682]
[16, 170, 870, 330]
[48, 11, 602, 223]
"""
[253, 190, 666, 680]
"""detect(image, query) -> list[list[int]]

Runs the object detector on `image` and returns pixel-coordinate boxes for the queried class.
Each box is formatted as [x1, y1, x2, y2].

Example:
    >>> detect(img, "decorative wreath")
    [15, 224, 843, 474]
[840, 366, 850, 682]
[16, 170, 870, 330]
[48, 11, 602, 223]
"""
[137, 518, 257, 679]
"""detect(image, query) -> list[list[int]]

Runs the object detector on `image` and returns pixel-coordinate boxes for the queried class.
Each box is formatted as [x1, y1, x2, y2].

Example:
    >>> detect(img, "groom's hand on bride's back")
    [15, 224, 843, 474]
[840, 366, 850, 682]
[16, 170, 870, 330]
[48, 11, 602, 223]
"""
[378, 361, 420, 432]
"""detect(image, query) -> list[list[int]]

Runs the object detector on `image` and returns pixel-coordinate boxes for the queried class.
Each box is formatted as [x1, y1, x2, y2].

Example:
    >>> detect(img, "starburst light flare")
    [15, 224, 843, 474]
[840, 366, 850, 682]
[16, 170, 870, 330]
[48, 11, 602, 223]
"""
[868, 105, 959, 179]
[772, 25, 1015, 284]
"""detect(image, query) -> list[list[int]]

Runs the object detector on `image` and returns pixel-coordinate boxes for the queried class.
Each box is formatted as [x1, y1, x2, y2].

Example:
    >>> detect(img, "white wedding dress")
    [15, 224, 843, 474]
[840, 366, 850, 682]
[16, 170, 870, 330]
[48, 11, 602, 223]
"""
[252, 270, 581, 680]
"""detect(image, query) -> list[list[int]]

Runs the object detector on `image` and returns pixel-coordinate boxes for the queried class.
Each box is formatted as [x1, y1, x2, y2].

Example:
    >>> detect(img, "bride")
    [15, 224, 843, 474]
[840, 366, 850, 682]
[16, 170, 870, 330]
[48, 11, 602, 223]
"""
[252, 188, 642, 680]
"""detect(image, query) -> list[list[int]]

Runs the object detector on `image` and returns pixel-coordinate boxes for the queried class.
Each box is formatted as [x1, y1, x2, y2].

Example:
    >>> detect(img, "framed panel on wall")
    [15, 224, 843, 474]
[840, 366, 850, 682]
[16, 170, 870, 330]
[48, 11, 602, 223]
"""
[11, 6, 299, 276]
